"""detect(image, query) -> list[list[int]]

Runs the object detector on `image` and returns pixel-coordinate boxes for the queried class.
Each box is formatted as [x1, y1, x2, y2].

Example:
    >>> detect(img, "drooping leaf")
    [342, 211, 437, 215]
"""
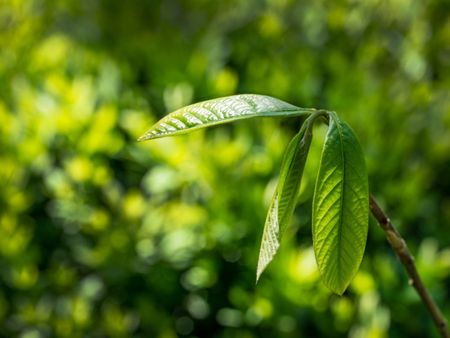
[138, 94, 315, 141]
[256, 121, 314, 281]
[312, 112, 369, 295]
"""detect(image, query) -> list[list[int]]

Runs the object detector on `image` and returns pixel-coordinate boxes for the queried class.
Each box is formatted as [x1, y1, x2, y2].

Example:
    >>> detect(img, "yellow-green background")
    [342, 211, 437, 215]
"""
[1, 0, 449, 337]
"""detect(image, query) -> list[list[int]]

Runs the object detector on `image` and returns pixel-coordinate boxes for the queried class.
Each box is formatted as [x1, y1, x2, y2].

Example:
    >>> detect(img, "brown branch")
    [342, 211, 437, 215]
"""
[369, 194, 449, 338]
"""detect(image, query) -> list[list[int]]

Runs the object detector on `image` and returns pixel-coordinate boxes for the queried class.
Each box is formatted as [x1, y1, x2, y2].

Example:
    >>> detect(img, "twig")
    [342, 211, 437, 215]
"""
[369, 194, 449, 338]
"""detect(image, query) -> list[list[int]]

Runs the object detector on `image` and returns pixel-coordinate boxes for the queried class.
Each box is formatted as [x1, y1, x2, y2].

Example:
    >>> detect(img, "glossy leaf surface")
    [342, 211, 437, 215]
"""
[138, 94, 313, 140]
[257, 124, 313, 281]
[312, 113, 369, 295]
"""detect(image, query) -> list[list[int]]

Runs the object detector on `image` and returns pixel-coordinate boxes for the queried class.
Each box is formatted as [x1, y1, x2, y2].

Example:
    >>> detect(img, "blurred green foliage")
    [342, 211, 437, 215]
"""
[0, 0, 449, 337]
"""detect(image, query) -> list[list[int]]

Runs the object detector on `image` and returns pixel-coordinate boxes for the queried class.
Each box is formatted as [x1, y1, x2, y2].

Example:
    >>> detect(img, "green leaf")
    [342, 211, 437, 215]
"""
[138, 94, 315, 141]
[312, 112, 369, 295]
[256, 120, 314, 281]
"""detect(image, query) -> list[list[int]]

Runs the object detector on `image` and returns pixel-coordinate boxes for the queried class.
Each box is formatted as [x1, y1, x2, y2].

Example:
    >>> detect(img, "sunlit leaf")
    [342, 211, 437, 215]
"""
[257, 123, 313, 281]
[312, 112, 369, 295]
[138, 94, 315, 141]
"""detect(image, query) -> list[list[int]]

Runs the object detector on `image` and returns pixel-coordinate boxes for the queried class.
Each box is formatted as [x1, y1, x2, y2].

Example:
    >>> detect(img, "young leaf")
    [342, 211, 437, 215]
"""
[138, 94, 315, 141]
[312, 112, 369, 295]
[256, 121, 314, 281]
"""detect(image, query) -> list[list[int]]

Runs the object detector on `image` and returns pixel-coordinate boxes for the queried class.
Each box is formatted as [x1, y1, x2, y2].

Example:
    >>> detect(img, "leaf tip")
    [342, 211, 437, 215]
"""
[255, 272, 261, 285]
[255, 262, 265, 284]
[137, 132, 156, 142]
[321, 276, 351, 296]
[332, 286, 347, 296]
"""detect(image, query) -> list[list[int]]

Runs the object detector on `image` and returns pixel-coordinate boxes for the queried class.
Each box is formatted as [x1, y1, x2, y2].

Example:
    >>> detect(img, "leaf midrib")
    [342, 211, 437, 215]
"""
[333, 116, 346, 288]
[139, 109, 310, 140]
[279, 136, 303, 225]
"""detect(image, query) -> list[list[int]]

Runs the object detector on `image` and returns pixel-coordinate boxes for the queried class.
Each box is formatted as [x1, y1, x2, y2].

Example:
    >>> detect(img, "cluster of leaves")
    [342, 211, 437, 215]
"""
[139, 94, 369, 295]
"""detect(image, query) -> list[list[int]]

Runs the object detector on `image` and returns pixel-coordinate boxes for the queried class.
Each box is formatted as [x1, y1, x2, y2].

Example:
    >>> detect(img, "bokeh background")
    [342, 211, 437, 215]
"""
[1, 0, 449, 337]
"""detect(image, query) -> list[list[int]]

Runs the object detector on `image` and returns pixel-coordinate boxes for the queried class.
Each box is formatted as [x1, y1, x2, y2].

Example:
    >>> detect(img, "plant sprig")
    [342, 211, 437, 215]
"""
[139, 94, 368, 294]
[139, 94, 449, 337]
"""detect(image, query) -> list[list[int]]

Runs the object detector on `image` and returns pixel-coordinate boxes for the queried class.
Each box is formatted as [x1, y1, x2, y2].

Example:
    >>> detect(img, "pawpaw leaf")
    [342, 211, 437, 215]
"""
[138, 94, 315, 141]
[257, 121, 313, 281]
[312, 112, 369, 295]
